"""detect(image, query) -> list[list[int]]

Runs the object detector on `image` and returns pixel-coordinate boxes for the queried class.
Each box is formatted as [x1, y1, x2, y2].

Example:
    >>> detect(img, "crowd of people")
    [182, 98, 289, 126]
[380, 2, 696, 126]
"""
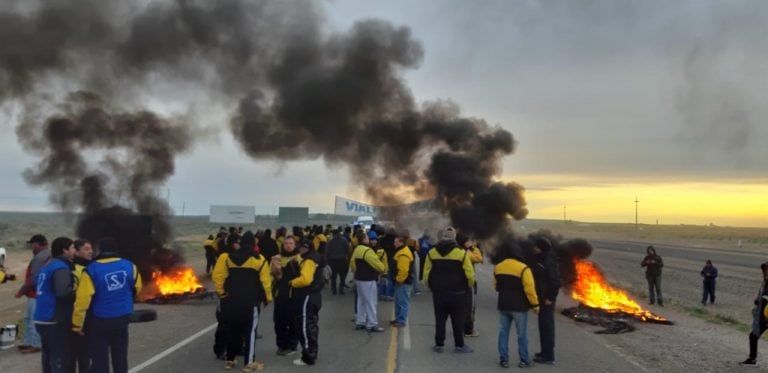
[11, 234, 141, 373]
[203, 224, 563, 370]
[8, 224, 768, 370]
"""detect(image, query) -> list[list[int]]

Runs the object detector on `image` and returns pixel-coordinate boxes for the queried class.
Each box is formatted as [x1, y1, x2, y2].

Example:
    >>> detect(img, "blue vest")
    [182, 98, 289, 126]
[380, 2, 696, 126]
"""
[86, 259, 136, 318]
[34, 258, 71, 322]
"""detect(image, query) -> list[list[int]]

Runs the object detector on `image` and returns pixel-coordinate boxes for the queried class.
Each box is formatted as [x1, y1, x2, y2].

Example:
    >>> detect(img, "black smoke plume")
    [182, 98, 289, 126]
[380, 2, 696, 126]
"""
[3, 0, 527, 243]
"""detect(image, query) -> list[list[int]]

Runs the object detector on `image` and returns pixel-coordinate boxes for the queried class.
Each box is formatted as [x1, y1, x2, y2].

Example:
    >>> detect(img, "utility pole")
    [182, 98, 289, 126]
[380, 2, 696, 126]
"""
[634, 197, 639, 227]
[563, 205, 567, 224]
[181, 202, 186, 216]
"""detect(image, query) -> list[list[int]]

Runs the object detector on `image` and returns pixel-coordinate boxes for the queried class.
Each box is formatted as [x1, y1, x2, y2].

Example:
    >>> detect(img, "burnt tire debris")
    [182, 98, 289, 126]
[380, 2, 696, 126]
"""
[562, 304, 673, 334]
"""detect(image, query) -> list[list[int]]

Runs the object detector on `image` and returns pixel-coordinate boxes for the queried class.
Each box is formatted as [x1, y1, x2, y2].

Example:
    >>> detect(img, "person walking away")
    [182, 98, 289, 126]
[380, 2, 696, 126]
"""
[641, 245, 664, 306]
[260, 229, 279, 262]
[72, 238, 142, 373]
[72, 239, 93, 373]
[494, 239, 539, 368]
[391, 232, 414, 327]
[326, 230, 350, 295]
[350, 231, 387, 332]
[34, 237, 76, 373]
[368, 232, 390, 301]
[270, 236, 301, 356]
[740, 262, 768, 367]
[406, 237, 422, 296]
[701, 260, 718, 305]
[204, 235, 217, 275]
[418, 230, 432, 282]
[423, 227, 475, 353]
[530, 237, 560, 365]
[15, 234, 50, 353]
[290, 239, 324, 366]
[213, 232, 272, 371]
[457, 233, 483, 338]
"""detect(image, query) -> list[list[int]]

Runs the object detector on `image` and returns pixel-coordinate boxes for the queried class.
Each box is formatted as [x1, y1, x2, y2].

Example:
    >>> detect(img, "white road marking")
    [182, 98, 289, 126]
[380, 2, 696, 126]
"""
[403, 319, 411, 350]
[128, 322, 218, 373]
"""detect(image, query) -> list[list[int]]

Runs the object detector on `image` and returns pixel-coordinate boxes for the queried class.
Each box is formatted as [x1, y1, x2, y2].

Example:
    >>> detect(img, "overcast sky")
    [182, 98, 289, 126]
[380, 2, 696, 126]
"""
[1, 0, 767, 222]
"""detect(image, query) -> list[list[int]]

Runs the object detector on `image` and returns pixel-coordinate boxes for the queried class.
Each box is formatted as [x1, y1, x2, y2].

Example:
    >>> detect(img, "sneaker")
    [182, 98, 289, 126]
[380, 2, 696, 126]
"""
[355, 324, 367, 330]
[391, 322, 406, 328]
[224, 360, 236, 370]
[739, 358, 758, 367]
[454, 345, 474, 353]
[432, 345, 445, 353]
[464, 331, 480, 337]
[242, 361, 264, 371]
[277, 349, 297, 356]
[293, 358, 308, 366]
[499, 360, 510, 368]
[518, 361, 533, 368]
[533, 356, 555, 365]
[414, 290, 422, 295]
[20, 347, 41, 354]
[534, 352, 542, 359]
[658, 302, 664, 307]
[368, 326, 385, 332]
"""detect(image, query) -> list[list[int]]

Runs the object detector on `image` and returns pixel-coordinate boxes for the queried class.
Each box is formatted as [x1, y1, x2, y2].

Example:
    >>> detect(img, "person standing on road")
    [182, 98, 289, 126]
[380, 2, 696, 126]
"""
[213, 232, 272, 371]
[203, 235, 216, 275]
[530, 237, 560, 365]
[424, 227, 475, 354]
[405, 236, 422, 296]
[290, 239, 324, 366]
[457, 233, 483, 338]
[350, 231, 387, 332]
[72, 239, 93, 373]
[326, 229, 350, 295]
[700, 260, 718, 306]
[494, 239, 539, 369]
[641, 245, 664, 306]
[418, 230, 432, 282]
[740, 262, 768, 367]
[391, 232, 414, 328]
[34, 237, 76, 373]
[72, 238, 142, 373]
[270, 236, 301, 357]
[15, 234, 51, 354]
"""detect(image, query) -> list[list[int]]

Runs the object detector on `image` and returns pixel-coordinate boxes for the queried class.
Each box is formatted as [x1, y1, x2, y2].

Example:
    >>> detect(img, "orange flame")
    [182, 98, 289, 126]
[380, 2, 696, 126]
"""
[151, 268, 203, 296]
[572, 260, 667, 322]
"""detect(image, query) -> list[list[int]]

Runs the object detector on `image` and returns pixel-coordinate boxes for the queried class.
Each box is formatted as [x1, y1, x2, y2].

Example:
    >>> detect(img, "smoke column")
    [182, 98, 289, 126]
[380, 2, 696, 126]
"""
[2, 0, 527, 241]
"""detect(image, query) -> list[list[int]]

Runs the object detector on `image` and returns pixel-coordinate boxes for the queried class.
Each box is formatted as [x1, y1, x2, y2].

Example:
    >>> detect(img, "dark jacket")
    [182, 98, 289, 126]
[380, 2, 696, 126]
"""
[495, 258, 539, 312]
[701, 265, 718, 283]
[325, 236, 349, 260]
[532, 251, 561, 303]
[641, 255, 663, 278]
[260, 237, 279, 262]
[423, 241, 474, 294]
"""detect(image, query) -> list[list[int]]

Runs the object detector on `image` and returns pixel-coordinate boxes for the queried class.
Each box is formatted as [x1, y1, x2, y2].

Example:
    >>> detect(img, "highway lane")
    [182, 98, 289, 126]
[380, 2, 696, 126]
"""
[127, 265, 646, 373]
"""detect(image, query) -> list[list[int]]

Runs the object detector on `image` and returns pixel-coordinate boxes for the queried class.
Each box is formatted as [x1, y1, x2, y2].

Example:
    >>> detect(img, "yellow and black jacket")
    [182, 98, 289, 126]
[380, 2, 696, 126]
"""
[213, 250, 272, 306]
[350, 244, 386, 281]
[71, 257, 91, 291]
[467, 246, 483, 265]
[394, 245, 414, 285]
[290, 250, 324, 298]
[274, 253, 301, 300]
[494, 258, 539, 312]
[423, 242, 475, 293]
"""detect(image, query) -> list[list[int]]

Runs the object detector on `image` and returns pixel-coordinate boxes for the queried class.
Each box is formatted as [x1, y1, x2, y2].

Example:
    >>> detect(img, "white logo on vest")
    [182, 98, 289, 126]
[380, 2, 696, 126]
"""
[104, 270, 128, 291]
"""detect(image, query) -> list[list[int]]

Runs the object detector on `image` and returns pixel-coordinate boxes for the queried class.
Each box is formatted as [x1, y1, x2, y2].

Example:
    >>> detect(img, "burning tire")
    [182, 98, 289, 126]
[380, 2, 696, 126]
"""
[130, 309, 157, 323]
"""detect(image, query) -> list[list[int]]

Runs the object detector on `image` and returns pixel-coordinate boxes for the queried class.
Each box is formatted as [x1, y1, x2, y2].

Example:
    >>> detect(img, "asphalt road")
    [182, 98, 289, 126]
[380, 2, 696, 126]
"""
[126, 264, 647, 373]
